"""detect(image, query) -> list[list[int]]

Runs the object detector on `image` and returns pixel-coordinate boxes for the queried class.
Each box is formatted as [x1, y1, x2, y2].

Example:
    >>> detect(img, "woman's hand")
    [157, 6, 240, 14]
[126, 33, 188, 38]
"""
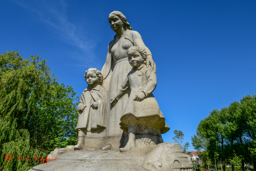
[78, 104, 86, 112]
[91, 102, 98, 109]
[110, 97, 118, 107]
[134, 92, 146, 101]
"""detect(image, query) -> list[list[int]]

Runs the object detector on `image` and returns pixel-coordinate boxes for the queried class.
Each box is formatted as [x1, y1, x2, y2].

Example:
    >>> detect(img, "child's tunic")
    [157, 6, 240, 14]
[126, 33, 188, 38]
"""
[118, 64, 169, 134]
[76, 84, 106, 132]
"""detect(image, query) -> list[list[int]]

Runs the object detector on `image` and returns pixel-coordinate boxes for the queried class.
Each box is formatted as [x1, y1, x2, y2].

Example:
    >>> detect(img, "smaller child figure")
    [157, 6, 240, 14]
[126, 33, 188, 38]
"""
[75, 68, 107, 150]
[111, 46, 169, 152]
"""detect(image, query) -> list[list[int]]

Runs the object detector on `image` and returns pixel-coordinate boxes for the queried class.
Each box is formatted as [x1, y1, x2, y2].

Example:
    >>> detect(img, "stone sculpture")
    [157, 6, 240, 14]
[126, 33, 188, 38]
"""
[74, 68, 107, 150]
[110, 46, 169, 152]
[31, 11, 193, 171]
[101, 11, 156, 149]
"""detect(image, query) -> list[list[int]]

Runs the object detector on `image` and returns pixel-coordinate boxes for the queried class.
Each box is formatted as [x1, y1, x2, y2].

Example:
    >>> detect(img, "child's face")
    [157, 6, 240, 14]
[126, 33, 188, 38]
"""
[85, 71, 99, 87]
[128, 50, 144, 68]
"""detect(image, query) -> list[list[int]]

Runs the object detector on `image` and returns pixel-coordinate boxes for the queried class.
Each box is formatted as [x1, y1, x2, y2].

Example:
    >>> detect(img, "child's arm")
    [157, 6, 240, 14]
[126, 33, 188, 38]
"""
[110, 77, 129, 107]
[143, 69, 157, 97]
[134, 69, 156, 101]
[78, 91, 87, 112]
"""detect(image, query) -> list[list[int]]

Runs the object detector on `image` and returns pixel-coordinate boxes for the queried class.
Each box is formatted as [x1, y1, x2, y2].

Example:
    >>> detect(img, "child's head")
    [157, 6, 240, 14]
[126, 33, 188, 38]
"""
[84, 68, 103, 87]
[127, 46, 147, 68]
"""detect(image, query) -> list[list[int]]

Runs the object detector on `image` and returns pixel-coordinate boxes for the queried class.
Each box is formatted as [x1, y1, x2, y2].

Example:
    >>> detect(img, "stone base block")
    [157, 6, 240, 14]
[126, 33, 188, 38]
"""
[31, 143, 192, 171]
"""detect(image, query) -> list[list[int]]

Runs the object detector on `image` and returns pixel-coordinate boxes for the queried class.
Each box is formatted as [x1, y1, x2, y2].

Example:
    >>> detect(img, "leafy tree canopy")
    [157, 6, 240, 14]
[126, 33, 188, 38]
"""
[191, 129, 208, 151]
[192, 94, 256, 171]
[172, 130, 190, 152]
[173, 130, 184, 144]
[0, 51, 78, 171]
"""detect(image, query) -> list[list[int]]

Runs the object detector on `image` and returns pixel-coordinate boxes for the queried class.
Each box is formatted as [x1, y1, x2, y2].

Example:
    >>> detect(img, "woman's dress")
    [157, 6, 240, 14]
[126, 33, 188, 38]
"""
[101, 30, 169, 148]
[101, 31, 134, 140]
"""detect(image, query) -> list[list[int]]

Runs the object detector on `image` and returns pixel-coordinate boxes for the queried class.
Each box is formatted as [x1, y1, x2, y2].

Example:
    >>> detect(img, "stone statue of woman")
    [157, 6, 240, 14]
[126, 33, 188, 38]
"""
[101, 11, 155, 149]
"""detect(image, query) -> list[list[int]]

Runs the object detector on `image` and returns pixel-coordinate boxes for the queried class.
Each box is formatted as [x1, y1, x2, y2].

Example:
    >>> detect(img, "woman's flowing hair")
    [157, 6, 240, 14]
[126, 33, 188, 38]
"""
[108, 11, 132, 30]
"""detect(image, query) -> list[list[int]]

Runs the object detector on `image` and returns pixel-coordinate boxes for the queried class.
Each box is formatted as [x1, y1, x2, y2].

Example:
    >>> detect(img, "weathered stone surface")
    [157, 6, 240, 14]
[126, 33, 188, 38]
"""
[74, 68, 107, 150]
[47, 145, 74, 160]
[101, 11, 159, 149]
[32, 11, 193, 171]
[30, 143, 192, 171]
[109, 45, 170, 152]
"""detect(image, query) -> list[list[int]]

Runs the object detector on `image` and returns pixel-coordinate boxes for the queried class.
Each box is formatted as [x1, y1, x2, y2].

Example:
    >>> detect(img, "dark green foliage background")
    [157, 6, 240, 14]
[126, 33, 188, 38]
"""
[0, 51, 78, 171]
[192, 94, 256, 169]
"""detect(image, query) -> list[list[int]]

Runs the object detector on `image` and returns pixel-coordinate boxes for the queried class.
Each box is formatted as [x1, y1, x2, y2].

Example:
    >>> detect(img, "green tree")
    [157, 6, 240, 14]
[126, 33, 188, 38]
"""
[183, 142, 190, 152]
[198, 151, 212, 170]
[0, 51, 78, 170]
[173, 130, 190, 152]
[192, 129, 208, 151]
[194, 95, 256, 171]
[240, 95, 256, 171]
[229, 152, 242, 171]
[173, 130, 184, 144]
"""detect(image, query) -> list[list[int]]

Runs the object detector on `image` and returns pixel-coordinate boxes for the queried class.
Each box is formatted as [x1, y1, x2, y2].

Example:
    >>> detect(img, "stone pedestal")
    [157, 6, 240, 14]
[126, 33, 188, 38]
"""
[30, 143, 193, 171]
[82, 130, 107, 149]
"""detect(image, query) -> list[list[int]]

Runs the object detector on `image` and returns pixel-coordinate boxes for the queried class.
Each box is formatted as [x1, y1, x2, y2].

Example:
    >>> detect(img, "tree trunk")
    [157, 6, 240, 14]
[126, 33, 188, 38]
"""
[232, 165, 234, 171]
[254, 162, 256, 171]
[241, 160, 245, 171]
[222, 164, 225, 171]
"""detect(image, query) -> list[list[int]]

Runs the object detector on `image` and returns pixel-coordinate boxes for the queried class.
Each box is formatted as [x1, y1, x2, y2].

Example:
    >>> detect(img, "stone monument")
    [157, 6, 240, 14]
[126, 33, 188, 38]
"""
[74, 68, 107, 150]
[29, 11, 193, 171]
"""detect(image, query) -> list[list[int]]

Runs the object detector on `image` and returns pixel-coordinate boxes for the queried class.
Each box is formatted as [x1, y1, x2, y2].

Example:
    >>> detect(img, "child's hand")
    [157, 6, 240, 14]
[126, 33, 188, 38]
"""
[91, 102, 98, 109]
[134, 92, 146, 101]
[78, 104, 86, 112]
[110, 97, 118, 107]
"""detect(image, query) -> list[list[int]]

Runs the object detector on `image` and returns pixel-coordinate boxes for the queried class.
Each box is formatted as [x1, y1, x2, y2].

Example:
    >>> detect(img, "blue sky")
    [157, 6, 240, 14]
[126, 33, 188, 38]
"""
[1, 0, 256, 151]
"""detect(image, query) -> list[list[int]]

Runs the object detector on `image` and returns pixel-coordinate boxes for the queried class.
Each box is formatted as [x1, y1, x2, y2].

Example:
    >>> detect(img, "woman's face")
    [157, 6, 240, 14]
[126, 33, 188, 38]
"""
[108, 14, 123, 32]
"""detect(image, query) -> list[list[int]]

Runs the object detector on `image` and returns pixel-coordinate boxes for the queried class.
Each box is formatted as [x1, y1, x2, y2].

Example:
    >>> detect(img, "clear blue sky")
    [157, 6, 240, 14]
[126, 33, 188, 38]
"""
[1, 0, 256, 151]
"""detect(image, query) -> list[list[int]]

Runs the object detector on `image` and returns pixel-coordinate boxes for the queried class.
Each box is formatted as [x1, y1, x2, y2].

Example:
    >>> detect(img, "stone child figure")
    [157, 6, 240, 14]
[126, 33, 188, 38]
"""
[110, 46, 169, 152]
[75, 68, 107, 150]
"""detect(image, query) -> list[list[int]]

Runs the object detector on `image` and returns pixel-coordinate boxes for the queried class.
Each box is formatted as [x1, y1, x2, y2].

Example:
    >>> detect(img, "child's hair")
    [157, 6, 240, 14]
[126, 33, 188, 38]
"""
[84, 68, 103, 85]
[127, 46, 147, 60]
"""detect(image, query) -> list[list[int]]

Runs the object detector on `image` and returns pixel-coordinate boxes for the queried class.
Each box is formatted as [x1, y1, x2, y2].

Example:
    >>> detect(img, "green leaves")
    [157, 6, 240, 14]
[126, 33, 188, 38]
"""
[229, 151, 242, 171]
[191, 129, 208, 151]
[183, 142, 190, 152]
[173, 130, 184, 144]
[0, 51, 78, 170]
[192, 94, 256, 168]
[172, 130, 190, 152]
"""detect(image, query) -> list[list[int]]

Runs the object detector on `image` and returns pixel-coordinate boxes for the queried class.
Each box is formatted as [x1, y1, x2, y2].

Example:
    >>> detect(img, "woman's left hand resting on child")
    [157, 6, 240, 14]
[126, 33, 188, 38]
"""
[110, 98, 118, 107]
[91, 102, 98, 109]
[134, 92, 146, 101]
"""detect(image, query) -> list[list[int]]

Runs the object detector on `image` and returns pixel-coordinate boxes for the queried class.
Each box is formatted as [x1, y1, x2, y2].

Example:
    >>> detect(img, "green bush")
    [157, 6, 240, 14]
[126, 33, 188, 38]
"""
[0, 51, 78, 170]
